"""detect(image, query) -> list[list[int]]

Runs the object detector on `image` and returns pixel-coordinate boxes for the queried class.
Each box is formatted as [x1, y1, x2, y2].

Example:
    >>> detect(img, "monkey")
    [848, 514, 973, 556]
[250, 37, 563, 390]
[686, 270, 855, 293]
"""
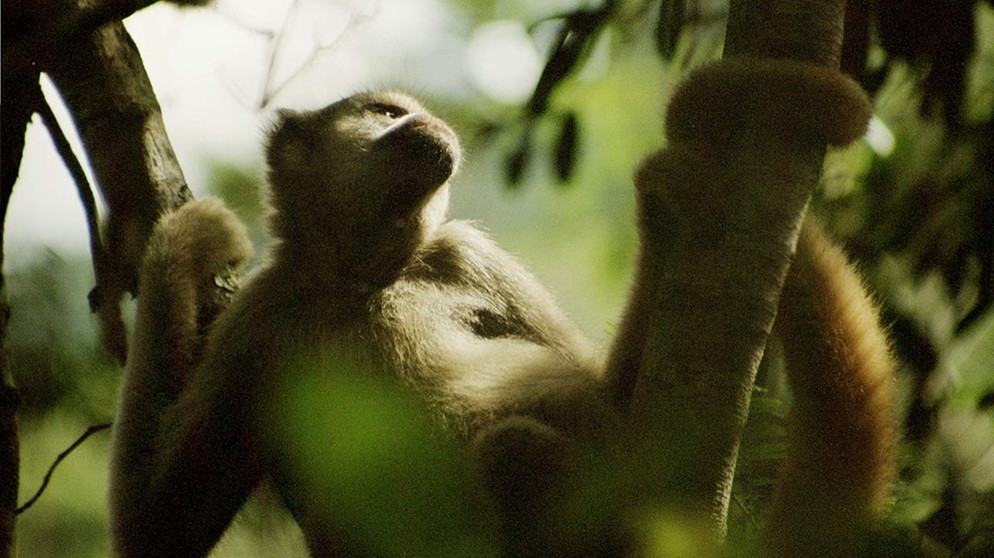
[109, 91, 610, 558]
[109, 63, 897, 558]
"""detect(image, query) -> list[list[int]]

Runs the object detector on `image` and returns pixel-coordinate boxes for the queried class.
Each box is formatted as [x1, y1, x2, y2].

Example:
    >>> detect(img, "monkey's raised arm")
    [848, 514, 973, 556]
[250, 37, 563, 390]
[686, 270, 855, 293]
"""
[605, 57, 897, 553]
[109, 200, 262, 558]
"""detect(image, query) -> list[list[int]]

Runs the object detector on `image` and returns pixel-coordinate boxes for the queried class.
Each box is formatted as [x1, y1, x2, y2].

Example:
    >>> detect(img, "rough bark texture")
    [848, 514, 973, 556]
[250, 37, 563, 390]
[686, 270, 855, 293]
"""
[627, 0, 847, 536]
[725, 0, 845, 66]
[1, 1, 189, 554]
[46, 20, 193, 362]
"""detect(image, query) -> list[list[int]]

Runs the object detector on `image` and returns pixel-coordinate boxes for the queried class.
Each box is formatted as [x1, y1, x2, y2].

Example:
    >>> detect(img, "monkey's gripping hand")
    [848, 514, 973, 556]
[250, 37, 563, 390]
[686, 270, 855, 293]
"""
[142, 198, 252, 314]
[633, 58, 872, 246]
[129, 198, 253, 383]
[664, 58, 872, 149]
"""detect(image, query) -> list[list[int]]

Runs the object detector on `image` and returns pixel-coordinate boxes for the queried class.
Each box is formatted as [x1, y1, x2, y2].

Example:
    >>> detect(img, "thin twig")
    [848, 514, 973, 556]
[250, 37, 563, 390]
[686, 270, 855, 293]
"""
[35, 95, 109, 313]
[212, 3, 277, 39]
[258, 1, 370, 108]
[258, 0, 302, 108]
[16, 423, 112, 514]
[731, 492, 761, 529]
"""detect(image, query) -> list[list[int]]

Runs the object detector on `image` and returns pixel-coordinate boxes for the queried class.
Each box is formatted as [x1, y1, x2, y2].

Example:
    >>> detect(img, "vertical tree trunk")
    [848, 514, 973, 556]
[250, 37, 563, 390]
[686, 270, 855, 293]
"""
[0, 301, 17, 558]
[725, 0, 846, 66]
[0, 11, 41, 554]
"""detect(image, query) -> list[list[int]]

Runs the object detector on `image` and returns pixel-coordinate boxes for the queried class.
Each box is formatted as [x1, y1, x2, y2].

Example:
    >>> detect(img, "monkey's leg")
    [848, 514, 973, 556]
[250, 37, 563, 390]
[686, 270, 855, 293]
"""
[766, 219, 897, 557]
[109, 199, 259, 558]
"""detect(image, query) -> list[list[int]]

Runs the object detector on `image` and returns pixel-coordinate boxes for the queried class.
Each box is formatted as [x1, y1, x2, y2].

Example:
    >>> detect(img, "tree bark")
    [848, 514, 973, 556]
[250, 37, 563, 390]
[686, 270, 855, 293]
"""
[0, 3, 45, 553]
[627, 0, 847, 537]
[46, 20, 193, 362]
[0, 302, 18, 558]
[1, 1, 190, 553]
[725, 0, 845, 66]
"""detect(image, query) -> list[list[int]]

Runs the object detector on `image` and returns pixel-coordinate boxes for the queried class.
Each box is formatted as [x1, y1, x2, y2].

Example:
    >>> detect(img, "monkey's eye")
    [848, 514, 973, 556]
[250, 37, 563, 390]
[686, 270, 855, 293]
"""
[365, 103, 408, 119]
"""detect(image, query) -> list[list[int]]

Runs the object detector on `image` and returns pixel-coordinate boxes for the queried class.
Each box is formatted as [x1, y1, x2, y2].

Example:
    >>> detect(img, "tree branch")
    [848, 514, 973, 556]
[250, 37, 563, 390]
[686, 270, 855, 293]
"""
[35, 98, 114, 321]
[46, 20, 193, 362]
[15, 424, 112, 515]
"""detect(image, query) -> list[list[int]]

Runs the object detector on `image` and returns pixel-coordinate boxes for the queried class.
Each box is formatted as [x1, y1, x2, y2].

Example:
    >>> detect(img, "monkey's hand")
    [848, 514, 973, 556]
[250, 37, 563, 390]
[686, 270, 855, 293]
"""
[664, 58, 872, 149]
[152, 198, 251, 321]
[145, 198, 252, 292]
[633, 59, 872, 246]
[130, 198, 252, 385]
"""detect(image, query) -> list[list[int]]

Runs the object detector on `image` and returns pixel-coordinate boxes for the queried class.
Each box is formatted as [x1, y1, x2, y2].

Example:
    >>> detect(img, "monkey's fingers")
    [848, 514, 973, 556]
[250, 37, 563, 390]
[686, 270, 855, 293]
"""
[146, 198, 253, 281]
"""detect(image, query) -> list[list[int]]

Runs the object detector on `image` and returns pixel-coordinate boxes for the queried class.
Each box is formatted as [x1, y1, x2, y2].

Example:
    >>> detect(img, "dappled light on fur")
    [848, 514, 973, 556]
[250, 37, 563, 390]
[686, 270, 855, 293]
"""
[108, 76, 897, 556]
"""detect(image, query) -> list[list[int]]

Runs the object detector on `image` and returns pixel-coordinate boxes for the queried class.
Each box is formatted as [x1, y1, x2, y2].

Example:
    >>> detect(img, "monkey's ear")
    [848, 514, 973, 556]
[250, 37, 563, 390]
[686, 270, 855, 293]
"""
[266, 109, 312, 169]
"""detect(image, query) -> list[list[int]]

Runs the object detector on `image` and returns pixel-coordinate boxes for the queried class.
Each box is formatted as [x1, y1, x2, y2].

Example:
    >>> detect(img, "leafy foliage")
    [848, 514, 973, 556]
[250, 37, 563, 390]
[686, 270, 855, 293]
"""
[7, 0, 994, 556]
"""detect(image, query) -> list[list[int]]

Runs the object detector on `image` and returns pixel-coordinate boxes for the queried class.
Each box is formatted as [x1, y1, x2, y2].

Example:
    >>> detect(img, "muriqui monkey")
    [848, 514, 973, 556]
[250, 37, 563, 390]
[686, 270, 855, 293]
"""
[109, 62, 896, 557]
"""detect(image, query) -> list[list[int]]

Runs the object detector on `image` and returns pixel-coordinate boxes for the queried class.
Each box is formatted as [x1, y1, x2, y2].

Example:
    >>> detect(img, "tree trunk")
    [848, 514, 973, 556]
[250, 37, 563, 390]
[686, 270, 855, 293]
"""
[0, 3, 43, 553]
[0, 300, 18, 558]
[0, 2, 190, 554]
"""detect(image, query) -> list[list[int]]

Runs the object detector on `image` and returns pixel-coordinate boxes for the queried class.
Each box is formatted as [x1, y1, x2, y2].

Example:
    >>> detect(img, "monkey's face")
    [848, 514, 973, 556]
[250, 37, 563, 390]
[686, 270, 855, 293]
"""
[265, 92, 461, 281]
[266, 92, 460, 227]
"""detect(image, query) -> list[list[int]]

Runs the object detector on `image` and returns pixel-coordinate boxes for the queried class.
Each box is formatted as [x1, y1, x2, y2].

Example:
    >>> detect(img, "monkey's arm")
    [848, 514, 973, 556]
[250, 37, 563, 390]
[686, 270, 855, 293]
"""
[767, 220, 897, 557]
[605, 58, 874, 410]
[603, 56, 895, 547]
[109, 200, 261, 558]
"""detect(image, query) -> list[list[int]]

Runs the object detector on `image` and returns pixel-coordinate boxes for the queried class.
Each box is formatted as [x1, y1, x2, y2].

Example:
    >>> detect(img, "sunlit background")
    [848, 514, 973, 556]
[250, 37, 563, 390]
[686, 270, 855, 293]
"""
[6, 1, 994, 556]
[8, 0, 660, 336]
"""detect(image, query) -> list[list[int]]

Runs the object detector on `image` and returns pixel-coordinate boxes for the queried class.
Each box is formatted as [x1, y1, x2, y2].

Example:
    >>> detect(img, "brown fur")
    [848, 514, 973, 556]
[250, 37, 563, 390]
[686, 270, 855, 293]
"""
[767, 220, 897, 556]
[664, 58, 872, 148]
[109, 72, 897, 557]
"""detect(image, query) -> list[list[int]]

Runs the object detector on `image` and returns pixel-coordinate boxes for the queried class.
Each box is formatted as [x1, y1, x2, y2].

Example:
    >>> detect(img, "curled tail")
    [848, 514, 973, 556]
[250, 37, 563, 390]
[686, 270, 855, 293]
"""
[768, 219, 898, 556]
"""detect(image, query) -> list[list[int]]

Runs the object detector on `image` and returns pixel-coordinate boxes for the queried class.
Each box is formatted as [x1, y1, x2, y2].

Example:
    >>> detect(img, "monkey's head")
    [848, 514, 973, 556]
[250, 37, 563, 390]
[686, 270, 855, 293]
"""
[265, 92, 460, 286]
